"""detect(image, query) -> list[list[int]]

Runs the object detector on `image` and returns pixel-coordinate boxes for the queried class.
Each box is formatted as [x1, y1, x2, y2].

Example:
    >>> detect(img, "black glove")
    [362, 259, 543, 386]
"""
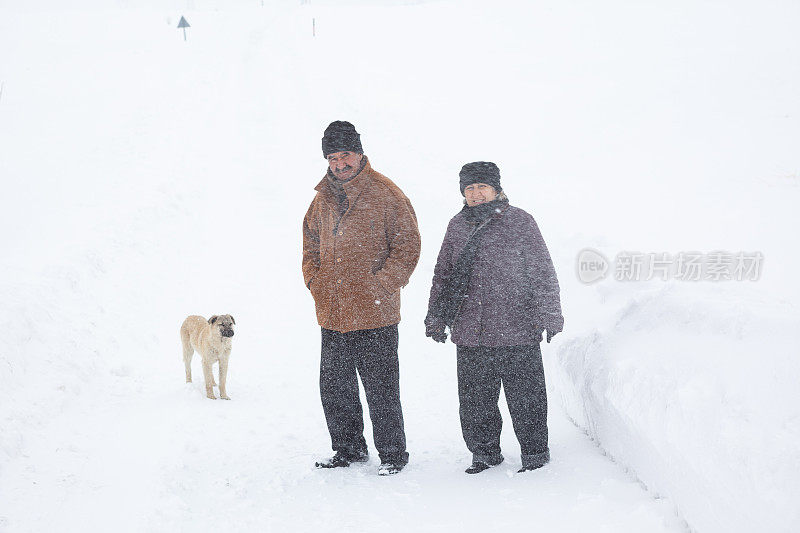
[425, 323, 448, 343]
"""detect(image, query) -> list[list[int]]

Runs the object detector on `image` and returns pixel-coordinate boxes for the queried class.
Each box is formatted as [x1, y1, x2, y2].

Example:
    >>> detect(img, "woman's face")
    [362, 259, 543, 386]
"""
[464, 183, 498, 207]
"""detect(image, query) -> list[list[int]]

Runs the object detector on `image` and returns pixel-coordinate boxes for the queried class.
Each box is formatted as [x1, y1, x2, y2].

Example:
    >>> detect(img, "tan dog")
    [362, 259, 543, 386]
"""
[180, 314, 235, 400]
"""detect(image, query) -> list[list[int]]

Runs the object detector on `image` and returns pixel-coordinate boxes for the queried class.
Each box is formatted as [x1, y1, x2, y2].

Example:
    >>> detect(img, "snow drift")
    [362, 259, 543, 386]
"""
[553, 281, 800, 532]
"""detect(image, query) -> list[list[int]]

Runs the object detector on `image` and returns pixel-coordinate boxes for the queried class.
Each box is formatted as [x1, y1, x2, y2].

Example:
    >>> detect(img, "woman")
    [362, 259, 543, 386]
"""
[425, 161, 564, 474]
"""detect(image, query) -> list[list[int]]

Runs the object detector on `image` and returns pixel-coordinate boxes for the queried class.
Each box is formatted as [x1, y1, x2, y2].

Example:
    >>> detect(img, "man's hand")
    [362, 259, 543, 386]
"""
[425, 323, 448, 343]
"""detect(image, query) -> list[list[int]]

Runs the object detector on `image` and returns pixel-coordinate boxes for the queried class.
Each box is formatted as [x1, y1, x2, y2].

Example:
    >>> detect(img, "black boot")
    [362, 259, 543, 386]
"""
[315, 450, 368, 469]
[517, 451, 550, 473]
[517, 463, 545, 473]
[377, 461, 406, 476]
[465, 455, 504, 474]
[465, 461, 491, 474]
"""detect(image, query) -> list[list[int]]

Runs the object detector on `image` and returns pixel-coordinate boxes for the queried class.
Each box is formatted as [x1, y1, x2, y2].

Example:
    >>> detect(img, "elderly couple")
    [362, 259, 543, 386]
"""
[302, 121, 564, 476]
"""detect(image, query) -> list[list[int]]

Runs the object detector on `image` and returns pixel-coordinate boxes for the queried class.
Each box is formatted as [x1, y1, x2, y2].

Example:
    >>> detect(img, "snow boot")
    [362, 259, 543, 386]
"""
[517, 451, 550, 473]
[315, 450, 368, 469]
[377, 461, 406, 476]
[465, 454, 504, 474]
[465, 461, 491, 474]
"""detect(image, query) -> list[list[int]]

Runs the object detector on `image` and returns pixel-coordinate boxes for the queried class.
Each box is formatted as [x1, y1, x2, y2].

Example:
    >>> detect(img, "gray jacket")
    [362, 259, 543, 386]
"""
[427, 203, 563, 347]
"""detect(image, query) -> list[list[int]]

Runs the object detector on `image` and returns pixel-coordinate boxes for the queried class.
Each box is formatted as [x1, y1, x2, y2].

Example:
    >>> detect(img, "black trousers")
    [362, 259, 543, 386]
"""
[457, 344, 549, 467]
[320, 324, 408, 464]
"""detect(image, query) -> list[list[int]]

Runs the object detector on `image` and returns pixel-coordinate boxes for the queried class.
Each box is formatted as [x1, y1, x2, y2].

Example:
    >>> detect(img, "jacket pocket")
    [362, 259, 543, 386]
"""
[371, 248, 390, 274]
[371, 273, 398, 311]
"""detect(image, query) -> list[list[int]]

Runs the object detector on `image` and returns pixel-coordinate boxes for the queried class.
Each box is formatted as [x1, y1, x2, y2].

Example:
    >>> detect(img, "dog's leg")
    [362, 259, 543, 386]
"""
[218, 354, 230, 400]
[182, 341, 194, 383]
[202, 359, 217, 399]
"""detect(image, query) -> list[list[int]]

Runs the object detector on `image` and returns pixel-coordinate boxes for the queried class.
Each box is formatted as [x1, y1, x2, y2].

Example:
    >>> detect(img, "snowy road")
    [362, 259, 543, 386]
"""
[0, 323, 684, 532]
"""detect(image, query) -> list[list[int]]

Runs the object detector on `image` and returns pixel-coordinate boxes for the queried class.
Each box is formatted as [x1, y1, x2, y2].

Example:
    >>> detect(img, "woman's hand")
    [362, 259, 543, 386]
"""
[545, 323, 563, 343]
[426, 323, 448, 343]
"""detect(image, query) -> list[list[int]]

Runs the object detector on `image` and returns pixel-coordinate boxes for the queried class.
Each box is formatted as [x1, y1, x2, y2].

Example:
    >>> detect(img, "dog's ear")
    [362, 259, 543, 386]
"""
[229, 315, 235, 325]
[209, 315, 218, 325]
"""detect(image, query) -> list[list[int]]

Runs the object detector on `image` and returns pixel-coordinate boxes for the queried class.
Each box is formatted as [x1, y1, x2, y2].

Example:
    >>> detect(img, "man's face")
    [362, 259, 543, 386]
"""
[464, 183, 498, 207]
[327, 151, 363, 181]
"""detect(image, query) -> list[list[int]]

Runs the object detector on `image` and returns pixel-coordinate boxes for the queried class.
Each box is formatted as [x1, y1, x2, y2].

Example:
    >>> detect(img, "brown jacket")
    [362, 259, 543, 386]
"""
[302, 157, 421, 333]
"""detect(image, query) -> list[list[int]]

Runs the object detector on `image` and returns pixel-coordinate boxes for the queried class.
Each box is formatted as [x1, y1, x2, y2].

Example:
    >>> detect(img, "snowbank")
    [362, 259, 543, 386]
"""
[552, 280, 800, 533]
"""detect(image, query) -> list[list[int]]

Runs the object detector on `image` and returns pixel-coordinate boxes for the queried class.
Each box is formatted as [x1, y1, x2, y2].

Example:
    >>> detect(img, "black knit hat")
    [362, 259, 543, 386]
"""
[459, 161, 502, 195]
[322, 121, 363, 158]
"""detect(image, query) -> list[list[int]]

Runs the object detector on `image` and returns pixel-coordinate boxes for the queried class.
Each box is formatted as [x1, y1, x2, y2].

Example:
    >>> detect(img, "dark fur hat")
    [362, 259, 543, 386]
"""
[322, 121, 363, 158]
[459, 161, 502, 195]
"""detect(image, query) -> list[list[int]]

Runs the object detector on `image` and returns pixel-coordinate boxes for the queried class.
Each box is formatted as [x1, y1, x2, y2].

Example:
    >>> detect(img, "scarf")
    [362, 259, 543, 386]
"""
[325, 158, 367, 233]
[429, 199, 508, 326]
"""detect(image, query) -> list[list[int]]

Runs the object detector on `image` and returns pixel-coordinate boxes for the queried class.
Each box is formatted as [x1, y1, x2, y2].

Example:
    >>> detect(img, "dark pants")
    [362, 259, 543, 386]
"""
[457, 344, 549, 468]
[320, 324, 408, 464]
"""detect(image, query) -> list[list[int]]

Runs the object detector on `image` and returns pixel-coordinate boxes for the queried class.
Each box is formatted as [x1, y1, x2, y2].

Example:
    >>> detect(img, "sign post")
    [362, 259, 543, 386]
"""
[177, 16, 190, 41]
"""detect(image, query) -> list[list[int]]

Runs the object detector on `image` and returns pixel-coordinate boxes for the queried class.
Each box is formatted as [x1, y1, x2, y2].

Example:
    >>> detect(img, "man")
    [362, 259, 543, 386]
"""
[302, 121, 421, 476]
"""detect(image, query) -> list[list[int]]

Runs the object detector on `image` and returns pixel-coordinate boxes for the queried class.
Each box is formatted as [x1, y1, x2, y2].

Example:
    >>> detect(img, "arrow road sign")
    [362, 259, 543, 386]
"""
[177, 16, 190, 41]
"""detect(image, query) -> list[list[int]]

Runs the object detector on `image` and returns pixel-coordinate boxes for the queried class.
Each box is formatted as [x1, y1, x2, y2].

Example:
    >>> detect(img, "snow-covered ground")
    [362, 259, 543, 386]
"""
[1, 0, 798, 531]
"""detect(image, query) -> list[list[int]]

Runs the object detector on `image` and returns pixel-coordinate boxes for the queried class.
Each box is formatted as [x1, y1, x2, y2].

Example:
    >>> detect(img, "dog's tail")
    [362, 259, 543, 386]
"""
[180, 322, 194, 383]
[180, 319, 194, 351]
[180, 324, 190, 346]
